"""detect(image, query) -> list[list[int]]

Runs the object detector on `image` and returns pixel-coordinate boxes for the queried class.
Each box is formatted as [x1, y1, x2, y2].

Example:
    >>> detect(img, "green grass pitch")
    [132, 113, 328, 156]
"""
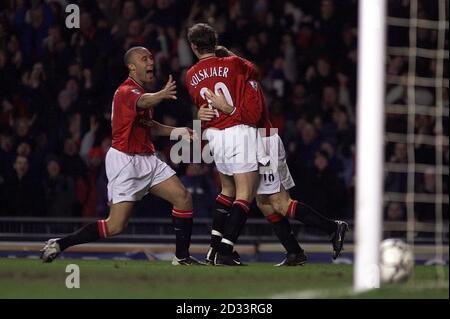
[0, 259, 447, 299]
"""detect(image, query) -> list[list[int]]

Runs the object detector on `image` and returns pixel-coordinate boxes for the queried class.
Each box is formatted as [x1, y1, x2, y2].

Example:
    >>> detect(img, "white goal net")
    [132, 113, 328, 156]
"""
[384, 0, 449, 284]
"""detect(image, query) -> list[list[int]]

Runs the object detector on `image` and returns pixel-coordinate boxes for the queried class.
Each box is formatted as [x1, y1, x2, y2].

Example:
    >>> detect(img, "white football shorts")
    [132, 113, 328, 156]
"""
[257, 133, 295, 195]
[105, 147, 176, 204]
[204, 124, 270, 176]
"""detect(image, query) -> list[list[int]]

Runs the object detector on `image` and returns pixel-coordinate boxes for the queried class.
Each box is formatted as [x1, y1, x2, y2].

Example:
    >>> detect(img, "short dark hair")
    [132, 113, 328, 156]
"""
[187, 23, 217, 54]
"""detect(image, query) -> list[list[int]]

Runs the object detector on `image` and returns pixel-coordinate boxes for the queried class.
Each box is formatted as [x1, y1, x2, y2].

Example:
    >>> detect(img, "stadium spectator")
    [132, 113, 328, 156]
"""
[295, 150, 348, 219]
[13, 117, 32, 146]
[1, 155, 44, 216]
[0, 133, 15, 178]
[415, 167, 443, 223]
[291, 121, 321, 168]
[1, 0, 442, 226]
[60, 137, 87, 178]
[385, 142, 408, 194]
[42, 156, 78, 217]
[76, 146, 106, 218]
[384, 201, 406, 238]
[415, 114, 436, 165]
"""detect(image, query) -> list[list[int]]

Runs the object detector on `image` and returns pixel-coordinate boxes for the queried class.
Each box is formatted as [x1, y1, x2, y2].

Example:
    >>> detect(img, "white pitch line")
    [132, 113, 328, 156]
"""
[267, 281, 449, 299]
[269, 287, 354, 299]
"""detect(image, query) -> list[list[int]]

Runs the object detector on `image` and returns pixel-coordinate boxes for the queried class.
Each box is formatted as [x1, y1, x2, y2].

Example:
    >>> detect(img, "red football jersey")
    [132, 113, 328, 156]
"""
[111, 77, 155, 154]
[240, 80, 274, 137]
[186, 56, 258, 130]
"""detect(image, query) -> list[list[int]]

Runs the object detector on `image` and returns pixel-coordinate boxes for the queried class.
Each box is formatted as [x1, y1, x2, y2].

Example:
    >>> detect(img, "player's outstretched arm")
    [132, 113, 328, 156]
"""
[152, 120, 196, 141]
[137, 75, 177, 109]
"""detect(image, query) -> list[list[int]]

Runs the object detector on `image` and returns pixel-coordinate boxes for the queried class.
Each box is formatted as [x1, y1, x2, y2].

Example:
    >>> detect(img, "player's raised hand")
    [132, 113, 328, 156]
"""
[215, 45, 230, 57]
[204, 88, 234, 114]
[161, 75, 177, 100]
[137, 75, 177, 109]
[198, 103, 216, 121]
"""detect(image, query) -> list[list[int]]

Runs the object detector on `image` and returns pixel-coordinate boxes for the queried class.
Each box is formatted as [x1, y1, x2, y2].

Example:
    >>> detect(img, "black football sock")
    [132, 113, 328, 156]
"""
[211, 194, 234, 249]
[219, 200, 250, 255]
[287, 200, 337, 235]
[267, 213, 303, 254]
[57, 220, 108, 251]
[172, 208, 193, 259]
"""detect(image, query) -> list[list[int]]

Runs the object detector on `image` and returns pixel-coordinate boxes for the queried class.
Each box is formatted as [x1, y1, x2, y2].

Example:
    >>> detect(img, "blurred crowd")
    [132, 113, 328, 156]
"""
[384, 0, 449, 227]
[0, 0, 447, 225]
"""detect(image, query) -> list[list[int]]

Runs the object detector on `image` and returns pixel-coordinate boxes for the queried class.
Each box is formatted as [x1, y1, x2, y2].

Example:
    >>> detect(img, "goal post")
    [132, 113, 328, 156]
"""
[354, 0, 387, 292]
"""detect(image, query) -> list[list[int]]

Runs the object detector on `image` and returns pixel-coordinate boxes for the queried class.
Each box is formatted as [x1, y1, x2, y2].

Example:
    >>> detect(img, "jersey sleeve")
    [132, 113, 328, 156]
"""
[239, 81, 263, 126]
[126, 86, 145, 115]
[233, 56, 259, 79]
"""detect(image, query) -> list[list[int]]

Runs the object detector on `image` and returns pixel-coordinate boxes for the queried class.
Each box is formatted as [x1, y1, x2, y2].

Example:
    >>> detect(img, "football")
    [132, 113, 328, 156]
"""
[380, 238, 414, 284]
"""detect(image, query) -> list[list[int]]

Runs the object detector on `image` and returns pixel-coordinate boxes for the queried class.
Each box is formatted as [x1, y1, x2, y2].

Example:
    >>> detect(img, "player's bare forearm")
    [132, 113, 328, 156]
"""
[151, 120, 175, 136]
[136, 92, 164, 110]
[137, 75, 177, 110]
[152, 121, 195, 141]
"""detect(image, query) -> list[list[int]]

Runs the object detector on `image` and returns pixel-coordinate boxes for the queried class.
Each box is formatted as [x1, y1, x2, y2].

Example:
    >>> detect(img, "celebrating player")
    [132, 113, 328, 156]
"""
[200, 46, 349, 265]
[41, 46, 203, 266]
[186, 23, 270, 265]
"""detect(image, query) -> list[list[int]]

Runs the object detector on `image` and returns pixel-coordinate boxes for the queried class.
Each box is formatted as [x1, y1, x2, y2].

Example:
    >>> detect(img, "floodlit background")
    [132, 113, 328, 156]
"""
[0, 0, 448, 298]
